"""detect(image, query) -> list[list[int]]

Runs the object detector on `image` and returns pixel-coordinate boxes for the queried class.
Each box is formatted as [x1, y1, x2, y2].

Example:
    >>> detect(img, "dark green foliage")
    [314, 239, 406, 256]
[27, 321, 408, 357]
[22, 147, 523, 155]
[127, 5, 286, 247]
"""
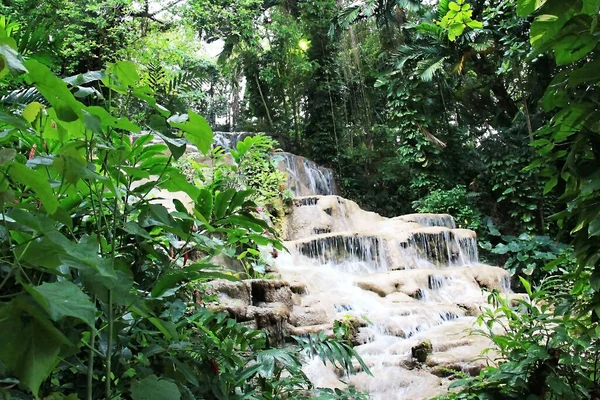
[438, 275, 600, 399]
[413, 186, 482, 231]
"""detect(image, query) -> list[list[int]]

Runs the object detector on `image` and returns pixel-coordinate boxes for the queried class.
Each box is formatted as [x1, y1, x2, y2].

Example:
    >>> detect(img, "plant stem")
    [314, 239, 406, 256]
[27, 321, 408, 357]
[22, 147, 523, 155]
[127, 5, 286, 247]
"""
[105, 290, 113, 399]
[87, 296, 97, 400]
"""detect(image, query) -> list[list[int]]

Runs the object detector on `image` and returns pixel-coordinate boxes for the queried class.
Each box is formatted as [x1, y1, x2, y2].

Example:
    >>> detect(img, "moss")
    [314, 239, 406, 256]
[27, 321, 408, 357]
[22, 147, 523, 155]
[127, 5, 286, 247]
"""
[411, 340, 433, 362]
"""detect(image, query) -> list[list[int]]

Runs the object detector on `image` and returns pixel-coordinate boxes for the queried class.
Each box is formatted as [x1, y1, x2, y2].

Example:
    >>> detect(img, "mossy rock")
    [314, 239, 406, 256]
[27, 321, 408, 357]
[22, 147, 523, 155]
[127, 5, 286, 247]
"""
[411, 340, 432, 362]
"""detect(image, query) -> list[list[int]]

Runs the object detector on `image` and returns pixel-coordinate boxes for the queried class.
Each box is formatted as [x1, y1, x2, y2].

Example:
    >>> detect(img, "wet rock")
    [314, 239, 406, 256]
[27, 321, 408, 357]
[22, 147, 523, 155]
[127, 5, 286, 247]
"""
[290, 307, 329, 327]
[412, 340, 433, 362]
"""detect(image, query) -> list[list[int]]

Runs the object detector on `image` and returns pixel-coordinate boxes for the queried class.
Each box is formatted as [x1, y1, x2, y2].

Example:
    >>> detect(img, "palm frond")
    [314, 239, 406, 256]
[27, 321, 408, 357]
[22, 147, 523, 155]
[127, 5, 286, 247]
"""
[293, 332, 372, 377]
[414, 22, 444, 40]
[397, 0, 423, 13]
[2, 70, 104, 106]
[330, 0, 377, 36]
[417, 56, 449, 82]
[1, 87, 45, 106]
[438, 0, 450, 20]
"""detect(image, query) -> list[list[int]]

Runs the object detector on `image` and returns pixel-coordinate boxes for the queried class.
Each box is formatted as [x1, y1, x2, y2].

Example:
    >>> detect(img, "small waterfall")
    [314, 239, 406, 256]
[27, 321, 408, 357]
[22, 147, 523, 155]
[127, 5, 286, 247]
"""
[269, 157, 512, 399]
[277, 152, 337, 196]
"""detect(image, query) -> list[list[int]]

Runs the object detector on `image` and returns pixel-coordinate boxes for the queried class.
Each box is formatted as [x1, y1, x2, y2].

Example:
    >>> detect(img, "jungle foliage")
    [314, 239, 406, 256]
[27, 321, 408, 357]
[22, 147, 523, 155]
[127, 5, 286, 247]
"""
[1, 0, 600, 398]
[0, 19, 368, 400]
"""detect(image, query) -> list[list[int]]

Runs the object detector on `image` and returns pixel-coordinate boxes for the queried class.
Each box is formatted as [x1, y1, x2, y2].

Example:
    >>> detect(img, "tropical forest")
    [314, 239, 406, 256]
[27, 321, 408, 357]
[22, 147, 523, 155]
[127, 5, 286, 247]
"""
[0, 0, 599, 398]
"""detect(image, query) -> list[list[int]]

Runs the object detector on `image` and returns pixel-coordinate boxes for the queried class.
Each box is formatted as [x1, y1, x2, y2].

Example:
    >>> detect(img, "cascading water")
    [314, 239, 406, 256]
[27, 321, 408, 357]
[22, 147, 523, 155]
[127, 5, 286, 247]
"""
[195, 137, 512, 398]
[272, 166, 513, 399]
[276, 152, 337, 196]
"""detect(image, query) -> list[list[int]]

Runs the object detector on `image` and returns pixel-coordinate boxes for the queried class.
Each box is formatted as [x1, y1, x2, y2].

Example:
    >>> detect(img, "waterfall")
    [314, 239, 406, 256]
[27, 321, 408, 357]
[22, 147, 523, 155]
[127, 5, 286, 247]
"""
[196, 143, 513, 399]
[277, 152, 337, 196]
[272, 158, 512, 400]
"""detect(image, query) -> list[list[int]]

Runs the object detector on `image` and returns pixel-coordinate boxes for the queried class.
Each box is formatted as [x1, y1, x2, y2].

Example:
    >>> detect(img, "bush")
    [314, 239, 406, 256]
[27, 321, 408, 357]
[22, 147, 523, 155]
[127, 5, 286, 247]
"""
[412, 185, 482, 231]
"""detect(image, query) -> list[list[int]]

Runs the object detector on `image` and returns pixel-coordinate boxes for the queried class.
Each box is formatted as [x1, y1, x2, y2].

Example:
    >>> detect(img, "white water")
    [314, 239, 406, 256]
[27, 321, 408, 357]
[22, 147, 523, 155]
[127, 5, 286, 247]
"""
[275, 189, 510, 399]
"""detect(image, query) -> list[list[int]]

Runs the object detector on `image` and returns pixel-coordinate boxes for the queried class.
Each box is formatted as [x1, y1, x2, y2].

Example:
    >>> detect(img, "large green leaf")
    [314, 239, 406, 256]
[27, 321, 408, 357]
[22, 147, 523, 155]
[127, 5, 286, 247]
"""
[151, 263, 236, 298]
[103, 61, 139, 92]
[27, 281, 96, 328]
[553, 32, 596, 65]
[214, 189, 236, 219]
[517, 0, 548, 16]
[0, 299, 72, 399]
[86, 106, 141, 132]
[24, 60, 82, 124]
[0, 42, 27, 79]
[158, 169, 201, 202]
[195, 188, 214, 222]
[130, 375, 181, 400]
[168, 110, 213, 154]
[9, 162, 58, 214]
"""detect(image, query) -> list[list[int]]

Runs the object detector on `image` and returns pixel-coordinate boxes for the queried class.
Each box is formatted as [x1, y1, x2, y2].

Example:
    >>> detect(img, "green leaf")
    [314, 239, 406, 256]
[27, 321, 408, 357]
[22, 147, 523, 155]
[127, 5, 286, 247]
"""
[86, 106, 141, 133]
[23, 102, 44, 123]
[24, 60, 82, 124]
[27, 281, 96, 328]
[9, 162, 58, 214]
[588, 216, 600, 237]
[196, 188, 213, 221]
[517, 0, 548, 16]
[582, 0, 600, 14]
[544, 175, 558, 194]
[104, 61, 139, 89]
[228, 189, 255, 214]
[519, 276, 533, 296]
[0, 299, 72, 399]
[0, 43, 27, 79]
[553, 33, 596, 65]
[168, 110, 213, 154]
[152, 264, 237, 298]
[130, 375, 181, 400]
[568, 59, 600, 86]
[214, 189, 236, 219]
[0, 148, 16, 164]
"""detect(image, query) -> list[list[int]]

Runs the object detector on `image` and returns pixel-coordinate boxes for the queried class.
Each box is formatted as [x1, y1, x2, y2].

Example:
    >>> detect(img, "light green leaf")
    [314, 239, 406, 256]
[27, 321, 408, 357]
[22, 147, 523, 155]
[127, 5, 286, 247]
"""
[168, 110, 213, 154]
[23, 102, 44, 123]
[104, 61, 139, 89]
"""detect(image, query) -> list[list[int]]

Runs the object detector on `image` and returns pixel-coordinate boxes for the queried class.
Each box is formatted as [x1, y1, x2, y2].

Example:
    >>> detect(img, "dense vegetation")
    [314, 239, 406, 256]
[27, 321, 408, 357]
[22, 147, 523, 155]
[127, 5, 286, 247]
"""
[0, 0, 599, 398]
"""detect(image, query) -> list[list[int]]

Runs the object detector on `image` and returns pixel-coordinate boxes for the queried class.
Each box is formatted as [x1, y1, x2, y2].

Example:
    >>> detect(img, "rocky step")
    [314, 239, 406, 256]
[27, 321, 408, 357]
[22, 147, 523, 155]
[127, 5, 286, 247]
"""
[354, 265, 510, 298]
